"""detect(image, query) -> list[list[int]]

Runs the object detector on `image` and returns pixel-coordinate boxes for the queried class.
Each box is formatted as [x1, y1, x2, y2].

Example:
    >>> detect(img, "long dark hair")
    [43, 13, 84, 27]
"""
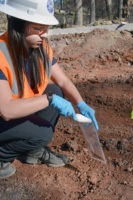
[7, 16, 49, 97]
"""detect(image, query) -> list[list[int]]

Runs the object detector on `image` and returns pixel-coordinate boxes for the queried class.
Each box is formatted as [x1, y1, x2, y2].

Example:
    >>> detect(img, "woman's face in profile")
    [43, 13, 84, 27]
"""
[24, 22, 49, 48]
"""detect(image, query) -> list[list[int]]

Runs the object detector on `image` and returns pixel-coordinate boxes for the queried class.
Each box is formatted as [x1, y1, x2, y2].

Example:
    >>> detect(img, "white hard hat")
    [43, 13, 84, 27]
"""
[0, 0, 59, 25]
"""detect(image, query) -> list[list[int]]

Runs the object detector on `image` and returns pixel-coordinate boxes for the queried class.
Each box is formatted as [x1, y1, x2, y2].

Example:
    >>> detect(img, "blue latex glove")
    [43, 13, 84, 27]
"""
[51, 94, 77, 120]
[77, 101, 99, 130]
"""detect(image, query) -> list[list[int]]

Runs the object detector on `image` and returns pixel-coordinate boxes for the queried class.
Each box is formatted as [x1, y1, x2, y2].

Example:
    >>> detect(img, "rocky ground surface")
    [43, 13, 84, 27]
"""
[0, 28, 133, 200]
[48, 23, 133, 36]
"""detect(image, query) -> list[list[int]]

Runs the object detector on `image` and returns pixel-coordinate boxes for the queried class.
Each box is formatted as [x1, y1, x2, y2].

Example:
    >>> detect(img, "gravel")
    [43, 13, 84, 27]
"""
[48, 23, 133, 36]
[0, 23, 133, 36]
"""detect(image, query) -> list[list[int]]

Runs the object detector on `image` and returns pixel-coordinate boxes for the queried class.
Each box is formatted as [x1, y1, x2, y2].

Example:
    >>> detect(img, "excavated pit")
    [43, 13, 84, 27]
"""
[0, 29, 133, 200]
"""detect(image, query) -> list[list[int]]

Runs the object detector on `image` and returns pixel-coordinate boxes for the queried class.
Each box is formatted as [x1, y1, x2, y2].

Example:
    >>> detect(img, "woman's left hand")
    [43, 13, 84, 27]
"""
[77, 101, 99, 131]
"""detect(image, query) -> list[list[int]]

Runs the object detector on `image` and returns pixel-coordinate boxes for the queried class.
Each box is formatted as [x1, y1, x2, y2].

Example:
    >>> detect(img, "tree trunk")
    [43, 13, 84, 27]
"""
[119, 0, 124, 19]
[105, 0, 112, 19]
[90, 0, 96, 24]
[74, 0, 83, 26]
[60, 0, 63, 10]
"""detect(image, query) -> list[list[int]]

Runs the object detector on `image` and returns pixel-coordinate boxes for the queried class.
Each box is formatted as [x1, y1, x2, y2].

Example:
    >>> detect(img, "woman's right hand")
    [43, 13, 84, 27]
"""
[51, 94, 77, 120]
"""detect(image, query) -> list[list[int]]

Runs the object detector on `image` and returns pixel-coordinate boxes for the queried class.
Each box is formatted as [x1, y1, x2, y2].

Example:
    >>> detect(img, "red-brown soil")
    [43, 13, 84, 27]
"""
[0, 29, 133, 200]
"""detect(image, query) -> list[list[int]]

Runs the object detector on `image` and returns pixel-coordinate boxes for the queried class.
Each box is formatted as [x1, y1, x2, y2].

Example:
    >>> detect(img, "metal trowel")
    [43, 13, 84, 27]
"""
[76, 114, 107, 164]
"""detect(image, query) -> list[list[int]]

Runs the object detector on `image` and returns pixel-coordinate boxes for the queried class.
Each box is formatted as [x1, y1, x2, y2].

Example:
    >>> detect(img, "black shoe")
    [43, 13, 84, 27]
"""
[23, 147, 69, 167]
[0, 161, 16, 179]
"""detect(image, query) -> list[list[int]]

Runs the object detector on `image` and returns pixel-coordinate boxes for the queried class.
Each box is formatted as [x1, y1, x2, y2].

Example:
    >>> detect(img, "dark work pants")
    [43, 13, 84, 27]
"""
[0, 84, 63, 162]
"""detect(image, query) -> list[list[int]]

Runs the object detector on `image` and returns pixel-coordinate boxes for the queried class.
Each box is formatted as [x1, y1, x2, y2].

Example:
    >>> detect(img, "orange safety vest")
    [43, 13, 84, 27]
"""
[0, 32, 53, 99]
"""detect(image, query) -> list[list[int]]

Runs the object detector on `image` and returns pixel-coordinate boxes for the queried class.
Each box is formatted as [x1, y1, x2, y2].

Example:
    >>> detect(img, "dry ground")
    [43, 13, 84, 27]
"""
[0, 29, 133, 200]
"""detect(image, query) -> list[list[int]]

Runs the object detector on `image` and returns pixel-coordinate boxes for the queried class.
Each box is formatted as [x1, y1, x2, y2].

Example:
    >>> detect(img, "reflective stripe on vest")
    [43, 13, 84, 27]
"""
[38, 46, 51, 78]
[0, 41, 19, 95]
[0, 42, 52, 96]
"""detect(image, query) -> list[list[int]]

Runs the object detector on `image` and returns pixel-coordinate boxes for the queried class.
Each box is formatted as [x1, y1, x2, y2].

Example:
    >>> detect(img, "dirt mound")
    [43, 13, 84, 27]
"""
[0, 29, 133, 200]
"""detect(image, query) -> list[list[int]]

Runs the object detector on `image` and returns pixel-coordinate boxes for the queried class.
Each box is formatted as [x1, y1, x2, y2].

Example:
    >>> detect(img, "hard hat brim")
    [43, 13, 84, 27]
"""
[0, 5, 59, 25]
